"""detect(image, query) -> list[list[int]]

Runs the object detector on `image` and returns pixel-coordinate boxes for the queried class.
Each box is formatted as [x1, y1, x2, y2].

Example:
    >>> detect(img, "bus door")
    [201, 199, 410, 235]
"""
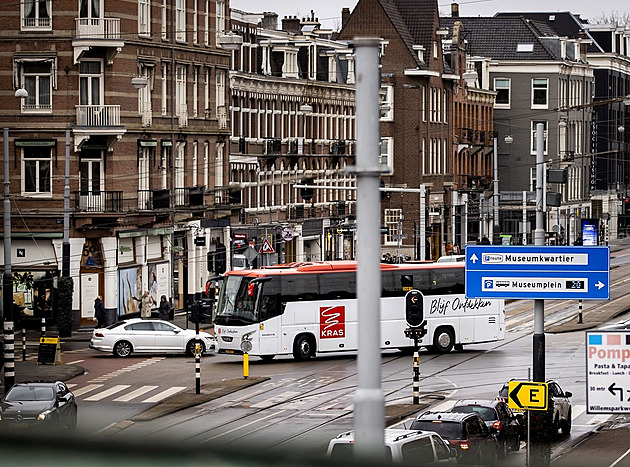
[256, 279, 282, 355]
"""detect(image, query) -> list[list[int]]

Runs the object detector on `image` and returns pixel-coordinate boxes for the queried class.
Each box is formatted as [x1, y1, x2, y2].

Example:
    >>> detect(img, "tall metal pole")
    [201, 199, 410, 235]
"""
[493, 137, 500, 244]
[352, 37, 385, 463]
[420, 184, 426, 261]
[3, 128, 15, 390]
[533, 123, 545, 383]
[63, 131, 71, 277]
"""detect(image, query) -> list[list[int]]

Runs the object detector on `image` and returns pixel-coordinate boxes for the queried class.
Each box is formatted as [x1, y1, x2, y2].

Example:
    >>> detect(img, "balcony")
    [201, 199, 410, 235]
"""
[73, 191, 123, 212]
[73, 17, 124, 63]
[73, 105, 126, 151]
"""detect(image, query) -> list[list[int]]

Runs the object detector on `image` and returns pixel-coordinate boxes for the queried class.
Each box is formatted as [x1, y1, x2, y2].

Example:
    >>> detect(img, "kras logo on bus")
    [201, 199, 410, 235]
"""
[320, 305, 345, 339]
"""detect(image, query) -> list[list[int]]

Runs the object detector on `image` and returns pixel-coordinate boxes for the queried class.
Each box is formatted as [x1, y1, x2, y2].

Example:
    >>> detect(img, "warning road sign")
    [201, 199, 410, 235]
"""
[260, 237, 275, 254]
[508, 381, 548, 411]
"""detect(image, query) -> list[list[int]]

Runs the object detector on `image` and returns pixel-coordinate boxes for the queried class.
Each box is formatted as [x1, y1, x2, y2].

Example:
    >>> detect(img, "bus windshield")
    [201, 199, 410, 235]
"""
[214, 275, 258, 325]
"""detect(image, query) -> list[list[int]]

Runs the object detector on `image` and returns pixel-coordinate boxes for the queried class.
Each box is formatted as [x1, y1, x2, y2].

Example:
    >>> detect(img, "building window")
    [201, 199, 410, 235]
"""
[22, 0, 51, 30]
[204, 0, 209, 46]
[216, 0, 226, 38]
[161, 63, 168, 115]
[176, 64, 187, 118]
[138, 148, 150, 208]
[494, 78, 510, 106]
[176, 0, 186, 42]
[21, 61, 52, 112]
[22, 146, 52, 196]
[531, 120, 548, 154]
[79, 60, 102, 106]
[532, 78, 548, 108]
[380, 137, 394, 174]
[384, 209, 403, 246]
[161, 0, 167, 40]
[193, 0, 198, 45]
[175, 142, 185, 205]
[380, 85, 394, 121]
[139, 0, 151, 36]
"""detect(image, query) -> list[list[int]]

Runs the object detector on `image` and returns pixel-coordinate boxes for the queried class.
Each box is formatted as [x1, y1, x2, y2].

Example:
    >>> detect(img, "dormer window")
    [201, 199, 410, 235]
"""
[413, 45, 425, 63]
[516, 43, 534, 53]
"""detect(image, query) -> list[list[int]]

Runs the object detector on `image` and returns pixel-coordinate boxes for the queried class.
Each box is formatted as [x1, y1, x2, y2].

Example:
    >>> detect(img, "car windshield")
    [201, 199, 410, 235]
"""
[214, 275, 258, 324]
[452, 405, 498, 421]
[410, 420, 462, 439]
[5, 386, 54, 402]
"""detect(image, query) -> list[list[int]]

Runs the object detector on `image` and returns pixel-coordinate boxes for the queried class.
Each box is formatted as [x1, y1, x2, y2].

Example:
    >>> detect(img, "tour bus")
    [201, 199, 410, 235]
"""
[212, 261, 505, 361]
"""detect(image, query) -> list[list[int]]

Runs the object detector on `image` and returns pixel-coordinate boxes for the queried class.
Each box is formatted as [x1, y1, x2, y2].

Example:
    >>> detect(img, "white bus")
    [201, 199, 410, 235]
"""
[212, 261, 505, 361]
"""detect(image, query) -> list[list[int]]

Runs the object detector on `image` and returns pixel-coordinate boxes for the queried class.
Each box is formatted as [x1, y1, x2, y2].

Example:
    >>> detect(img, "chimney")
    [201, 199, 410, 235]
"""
[342, 8, 351, 27]
[262, 12, 278, 30]
[451, 3, 459, 18]
[282, 16, 301, 33]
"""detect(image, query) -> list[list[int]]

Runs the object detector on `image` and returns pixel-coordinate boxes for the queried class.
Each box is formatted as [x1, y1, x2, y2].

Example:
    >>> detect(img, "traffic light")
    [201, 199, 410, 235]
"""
[207, 251, 214, 272]
[405, 289, 424, 327]
[190, 301, 201, 324]
[300, 178, 314, 201]
[215, 243, 226, 274]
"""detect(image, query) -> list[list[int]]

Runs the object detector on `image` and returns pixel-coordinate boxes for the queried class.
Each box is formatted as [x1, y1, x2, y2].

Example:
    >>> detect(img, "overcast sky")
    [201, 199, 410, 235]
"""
[230, 0, 627, 30]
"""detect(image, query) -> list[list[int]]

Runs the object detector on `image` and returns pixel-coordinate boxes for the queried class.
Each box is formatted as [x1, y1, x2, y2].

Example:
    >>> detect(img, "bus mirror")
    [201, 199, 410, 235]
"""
[248, 282, 256, 297]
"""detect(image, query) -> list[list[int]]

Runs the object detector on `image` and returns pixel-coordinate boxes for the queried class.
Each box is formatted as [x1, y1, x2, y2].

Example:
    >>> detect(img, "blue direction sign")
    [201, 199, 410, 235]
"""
[465, 245, 610, 300]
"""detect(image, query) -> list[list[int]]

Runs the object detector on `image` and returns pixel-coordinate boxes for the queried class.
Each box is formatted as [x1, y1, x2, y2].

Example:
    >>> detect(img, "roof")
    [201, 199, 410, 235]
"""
[453, 399, 503, 408]
[331, 428, 437, 444]
[415, 411, 478, 422]
[494, 12, 602, 53]
[439, 16, 561, 61]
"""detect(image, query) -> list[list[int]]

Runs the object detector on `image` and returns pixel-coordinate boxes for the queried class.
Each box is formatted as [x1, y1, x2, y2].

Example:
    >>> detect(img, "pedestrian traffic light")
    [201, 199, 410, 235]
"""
[300, 178, 314, 201]
[405, 289, 424, 327]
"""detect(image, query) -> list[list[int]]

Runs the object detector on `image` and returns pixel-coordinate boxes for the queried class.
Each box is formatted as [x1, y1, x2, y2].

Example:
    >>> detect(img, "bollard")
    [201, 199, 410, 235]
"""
[412, 349, 420, 404]
[243, 352, 249, 379]
[41, 317, 46, 337]
[195, 343, 201, 394]
[577, 300, 583, 324]
[22, 327, 26, 361]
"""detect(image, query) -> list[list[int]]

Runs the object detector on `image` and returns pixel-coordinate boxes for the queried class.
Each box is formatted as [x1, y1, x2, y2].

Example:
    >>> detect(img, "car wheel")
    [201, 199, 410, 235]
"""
[293, 334, 314, 361]
[433, 327, 455, 353]
[552, 414, 560, 440]
[561, 409, 572, 436]
[113, 341, 133, 358]
[187, 340, 205, 356]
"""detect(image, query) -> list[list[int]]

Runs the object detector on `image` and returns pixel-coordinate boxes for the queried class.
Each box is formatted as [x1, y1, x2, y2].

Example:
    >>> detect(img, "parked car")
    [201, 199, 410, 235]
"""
[436, 255, 465, 263]
[410, 412, 499, 465]
[450, 399, 521, 458]
[548, 380, 572, 437]
[598, 319, 630, 331]
[327, 428, 458, 465]
[0, 381, 77, 430]
[90, 318, 216, 358]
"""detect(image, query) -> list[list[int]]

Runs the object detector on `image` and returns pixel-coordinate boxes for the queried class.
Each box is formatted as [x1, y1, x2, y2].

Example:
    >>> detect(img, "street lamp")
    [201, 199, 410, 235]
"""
[3, 88, 29, 390]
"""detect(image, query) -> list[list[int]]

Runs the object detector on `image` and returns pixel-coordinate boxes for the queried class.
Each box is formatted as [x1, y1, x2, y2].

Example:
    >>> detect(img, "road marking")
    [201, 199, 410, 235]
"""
[67, 359, 84, 364]
[201, 411, 282, 443]
[610, 447, 630, 467]
[113, 385, 158, 402]
[72, 384, 103, 397]
[250, 391, 301, 408]
[431, 400, 455, 412]
[142, 386, 186, 403]
[84, 385, 131, 401]
[572, 404, 586, 419]
[587, 414, 611, 425]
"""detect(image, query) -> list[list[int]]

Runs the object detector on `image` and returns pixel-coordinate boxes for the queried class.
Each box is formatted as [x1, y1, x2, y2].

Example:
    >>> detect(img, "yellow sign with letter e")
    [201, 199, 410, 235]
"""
[508, 381, 548, 411]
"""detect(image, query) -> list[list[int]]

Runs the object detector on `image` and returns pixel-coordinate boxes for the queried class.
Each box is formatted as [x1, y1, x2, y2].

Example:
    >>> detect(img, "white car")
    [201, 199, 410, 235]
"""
[90, 318, 216, 358]
[327, 429, 457, 465]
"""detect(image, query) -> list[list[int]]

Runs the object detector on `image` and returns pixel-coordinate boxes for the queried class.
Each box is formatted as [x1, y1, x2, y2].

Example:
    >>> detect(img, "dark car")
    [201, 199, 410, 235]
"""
[410, 411, 499, 466]
[451, 400, 521, 458]
[0, 381, 77, 431]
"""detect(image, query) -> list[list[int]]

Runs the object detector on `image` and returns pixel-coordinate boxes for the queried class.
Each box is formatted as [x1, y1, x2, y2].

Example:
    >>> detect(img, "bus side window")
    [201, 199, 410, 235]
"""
[430, 268, 464, 294]
[260, 295, 281, 320]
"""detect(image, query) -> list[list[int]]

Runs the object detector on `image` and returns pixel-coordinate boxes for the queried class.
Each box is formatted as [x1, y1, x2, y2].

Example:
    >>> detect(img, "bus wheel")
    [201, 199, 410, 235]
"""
[433, 328, 455, 353]
[293, 335, 314, 361]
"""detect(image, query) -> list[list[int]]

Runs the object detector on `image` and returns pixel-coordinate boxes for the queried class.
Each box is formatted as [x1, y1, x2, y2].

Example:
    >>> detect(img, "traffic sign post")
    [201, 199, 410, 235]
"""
[465, 245, 610, 300]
